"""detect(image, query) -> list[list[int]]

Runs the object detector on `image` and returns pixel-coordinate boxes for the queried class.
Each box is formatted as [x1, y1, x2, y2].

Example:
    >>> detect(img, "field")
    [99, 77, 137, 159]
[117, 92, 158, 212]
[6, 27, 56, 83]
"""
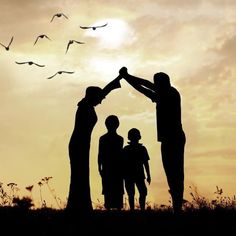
[1, 183, 236, 235]
[1, 207, 236, 236]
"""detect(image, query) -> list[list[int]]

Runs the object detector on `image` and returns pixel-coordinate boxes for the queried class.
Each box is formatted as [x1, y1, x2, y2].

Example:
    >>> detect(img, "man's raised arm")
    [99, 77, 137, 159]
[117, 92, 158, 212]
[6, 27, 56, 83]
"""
[119, 67, 155, 101]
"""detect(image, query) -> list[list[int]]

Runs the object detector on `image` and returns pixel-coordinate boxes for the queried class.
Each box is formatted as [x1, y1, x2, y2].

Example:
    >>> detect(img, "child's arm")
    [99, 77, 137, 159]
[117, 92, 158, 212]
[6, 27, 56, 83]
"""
[142, 146, 151, 184]
[144, 161, 151, 185]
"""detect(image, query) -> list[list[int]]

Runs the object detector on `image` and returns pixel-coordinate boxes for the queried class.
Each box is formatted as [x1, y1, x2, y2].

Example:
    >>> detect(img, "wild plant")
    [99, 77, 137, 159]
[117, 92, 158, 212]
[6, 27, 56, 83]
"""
[40, 176, 62, 209]
[211, 186, 236, 210]
[0, 182, 11, 206]
[188, 185, 211, 210]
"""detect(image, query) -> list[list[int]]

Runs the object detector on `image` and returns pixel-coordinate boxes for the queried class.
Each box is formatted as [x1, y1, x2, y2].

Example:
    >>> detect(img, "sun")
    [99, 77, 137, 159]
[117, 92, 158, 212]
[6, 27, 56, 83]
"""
[84, 18, 135, 49]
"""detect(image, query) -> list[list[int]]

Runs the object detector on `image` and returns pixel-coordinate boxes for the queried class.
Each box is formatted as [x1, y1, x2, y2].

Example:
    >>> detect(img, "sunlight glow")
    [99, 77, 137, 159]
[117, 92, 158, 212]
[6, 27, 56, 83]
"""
[84, 19, 136, 49]
[88, 57, 136, 81]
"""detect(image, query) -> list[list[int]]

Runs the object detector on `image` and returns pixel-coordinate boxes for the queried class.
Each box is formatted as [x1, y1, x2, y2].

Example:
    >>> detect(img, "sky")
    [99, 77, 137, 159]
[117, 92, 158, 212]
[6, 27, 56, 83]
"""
[0, 0, 236, 209]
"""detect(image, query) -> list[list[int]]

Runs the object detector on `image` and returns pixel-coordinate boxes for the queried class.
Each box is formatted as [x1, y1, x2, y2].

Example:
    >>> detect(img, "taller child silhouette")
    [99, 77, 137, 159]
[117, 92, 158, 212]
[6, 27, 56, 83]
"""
[119, 67, 186, 214]
[67, 76, 121, 213]
[98, 115, 124, 210]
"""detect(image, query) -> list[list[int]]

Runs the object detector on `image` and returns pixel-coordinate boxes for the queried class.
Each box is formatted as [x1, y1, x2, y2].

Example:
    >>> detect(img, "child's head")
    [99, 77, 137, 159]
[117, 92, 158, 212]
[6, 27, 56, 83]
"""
[105, 115, 119, 132]
[128, 128, 141, 142]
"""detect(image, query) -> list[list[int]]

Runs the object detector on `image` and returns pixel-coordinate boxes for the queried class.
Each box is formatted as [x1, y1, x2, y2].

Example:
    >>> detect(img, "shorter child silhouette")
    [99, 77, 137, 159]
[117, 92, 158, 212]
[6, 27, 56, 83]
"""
[123, 128, 151, 210]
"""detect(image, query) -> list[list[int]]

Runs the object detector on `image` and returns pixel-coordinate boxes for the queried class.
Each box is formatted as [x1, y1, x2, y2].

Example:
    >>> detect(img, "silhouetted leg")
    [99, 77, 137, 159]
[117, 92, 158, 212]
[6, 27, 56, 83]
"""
[175, 136, 185, 214]
[161, 134, 185, 214]
[128, 195, 135, 211]
[67, 157, 80, 212]
[104, 194, 111, 210]
[139, 196, 146, 211]
[112, 193, 123, 210]
[118, 194, 124, 210]
[125, 179, 135, 210]
[136, 180, 147, 210]
[67, 146, 93, 214]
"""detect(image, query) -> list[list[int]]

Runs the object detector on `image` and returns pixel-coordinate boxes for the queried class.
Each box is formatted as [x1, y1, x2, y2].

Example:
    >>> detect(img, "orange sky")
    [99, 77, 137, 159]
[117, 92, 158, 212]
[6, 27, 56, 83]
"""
[0, 0, 236, 209]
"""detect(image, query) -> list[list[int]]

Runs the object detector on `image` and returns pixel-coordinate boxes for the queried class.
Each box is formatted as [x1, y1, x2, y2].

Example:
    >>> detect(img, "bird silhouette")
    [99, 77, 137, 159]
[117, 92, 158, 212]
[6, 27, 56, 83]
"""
[50, 13, 68, 22]
[46, 71, 74, 79]
[0, 36, 14, 51]
[34, 34, 51, 45]
[66, 40, 85, 54]
[80, 22, 108, 30]
[15, 61, 45, 67]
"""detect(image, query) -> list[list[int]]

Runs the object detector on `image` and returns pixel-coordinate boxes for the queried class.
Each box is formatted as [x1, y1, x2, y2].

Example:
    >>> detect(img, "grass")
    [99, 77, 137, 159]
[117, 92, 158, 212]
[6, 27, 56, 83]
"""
[0, 181, 236, 235]
[1, 206, 236, 236]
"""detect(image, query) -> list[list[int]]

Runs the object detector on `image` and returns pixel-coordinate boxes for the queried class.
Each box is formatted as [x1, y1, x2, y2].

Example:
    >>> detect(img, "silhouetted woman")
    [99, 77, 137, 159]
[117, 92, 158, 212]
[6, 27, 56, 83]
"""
[67, 76, 121, 213]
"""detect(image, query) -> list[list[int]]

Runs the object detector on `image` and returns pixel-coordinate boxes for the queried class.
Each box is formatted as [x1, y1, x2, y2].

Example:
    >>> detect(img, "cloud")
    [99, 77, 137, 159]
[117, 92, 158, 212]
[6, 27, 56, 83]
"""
[217, 34, 236, 66]
[190, 148, 236, 160]
[0, 60, 16, 94]
[120, 110, 155, 124]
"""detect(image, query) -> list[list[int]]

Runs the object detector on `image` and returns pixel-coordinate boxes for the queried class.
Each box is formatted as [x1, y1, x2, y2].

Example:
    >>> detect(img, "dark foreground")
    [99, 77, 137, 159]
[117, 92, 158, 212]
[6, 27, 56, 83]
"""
[1, 207, 236, 236]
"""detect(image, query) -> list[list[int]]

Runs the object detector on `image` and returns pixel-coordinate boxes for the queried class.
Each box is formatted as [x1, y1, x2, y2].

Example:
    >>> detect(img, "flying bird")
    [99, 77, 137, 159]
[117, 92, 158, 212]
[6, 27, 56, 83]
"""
[46, 71, 74, 79]
[0, 36, 14, 51]
[34, 34, 51, 45]
[80, 22, 108, 30]
[15, 61, 45, 67]
[50, 13, 68, 22]
[66, 40, 85, 53]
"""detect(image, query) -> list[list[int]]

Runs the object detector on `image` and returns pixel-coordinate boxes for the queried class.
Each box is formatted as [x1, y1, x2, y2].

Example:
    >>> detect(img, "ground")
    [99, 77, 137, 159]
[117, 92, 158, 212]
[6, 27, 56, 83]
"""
[1, 207, 236, 236]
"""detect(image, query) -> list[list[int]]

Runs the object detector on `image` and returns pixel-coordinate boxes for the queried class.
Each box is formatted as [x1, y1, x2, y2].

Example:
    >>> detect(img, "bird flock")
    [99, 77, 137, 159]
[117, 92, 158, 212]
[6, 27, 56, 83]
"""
[0, 12, 108, 80]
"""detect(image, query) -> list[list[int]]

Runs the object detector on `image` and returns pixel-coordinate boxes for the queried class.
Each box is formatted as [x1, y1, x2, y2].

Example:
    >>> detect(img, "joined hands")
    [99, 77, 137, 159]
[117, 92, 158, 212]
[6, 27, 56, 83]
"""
[119, 67, 128, 77]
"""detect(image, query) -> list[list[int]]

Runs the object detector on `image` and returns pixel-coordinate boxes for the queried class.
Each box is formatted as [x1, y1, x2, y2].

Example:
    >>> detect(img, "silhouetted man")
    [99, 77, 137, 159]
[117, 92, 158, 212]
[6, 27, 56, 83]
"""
[98, 115, 124, 210]
[67, 76, 121, 214]
[119, 67, 186, 214]
[123, 128, 151, 211]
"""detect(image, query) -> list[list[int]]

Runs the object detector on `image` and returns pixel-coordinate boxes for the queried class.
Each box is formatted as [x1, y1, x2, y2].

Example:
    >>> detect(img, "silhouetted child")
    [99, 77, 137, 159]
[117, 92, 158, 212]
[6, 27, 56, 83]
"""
[123, 128, 151, 210]
[98, 115, 124, 210]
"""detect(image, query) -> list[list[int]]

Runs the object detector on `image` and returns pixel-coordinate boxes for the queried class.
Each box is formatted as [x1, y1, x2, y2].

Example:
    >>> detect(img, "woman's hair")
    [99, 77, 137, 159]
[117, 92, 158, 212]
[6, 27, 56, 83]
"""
[84, 86, 105, 105]
[85, 86, 103, 99]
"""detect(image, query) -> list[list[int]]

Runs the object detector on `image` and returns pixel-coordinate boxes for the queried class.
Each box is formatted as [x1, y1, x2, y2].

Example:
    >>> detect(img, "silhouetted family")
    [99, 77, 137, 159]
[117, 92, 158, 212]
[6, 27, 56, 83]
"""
[66, 67, 186, 215]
